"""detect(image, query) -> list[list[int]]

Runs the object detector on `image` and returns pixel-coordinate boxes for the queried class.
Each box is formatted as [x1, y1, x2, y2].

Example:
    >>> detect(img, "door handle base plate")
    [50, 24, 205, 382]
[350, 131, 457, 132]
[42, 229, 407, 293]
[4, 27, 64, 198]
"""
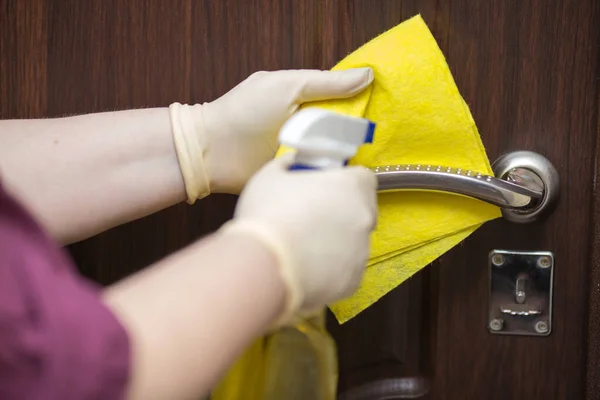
[488, 250, 554, 336]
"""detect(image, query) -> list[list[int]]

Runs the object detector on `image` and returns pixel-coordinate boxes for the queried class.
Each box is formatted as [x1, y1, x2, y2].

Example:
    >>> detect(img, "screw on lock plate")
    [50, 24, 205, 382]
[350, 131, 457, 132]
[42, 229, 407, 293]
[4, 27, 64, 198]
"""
[488, 250, 554, 336]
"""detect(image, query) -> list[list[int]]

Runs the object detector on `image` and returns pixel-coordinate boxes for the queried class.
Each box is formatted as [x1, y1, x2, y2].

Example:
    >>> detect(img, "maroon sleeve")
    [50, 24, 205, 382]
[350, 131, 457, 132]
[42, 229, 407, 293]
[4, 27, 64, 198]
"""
[0, 181, 131, 400]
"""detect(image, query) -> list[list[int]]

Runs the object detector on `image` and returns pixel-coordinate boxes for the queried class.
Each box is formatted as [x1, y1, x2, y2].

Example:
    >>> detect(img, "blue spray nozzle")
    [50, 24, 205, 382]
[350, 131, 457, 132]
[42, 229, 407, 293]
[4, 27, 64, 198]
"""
[289, 164, 318, 171]
[364, 121, 376, 143]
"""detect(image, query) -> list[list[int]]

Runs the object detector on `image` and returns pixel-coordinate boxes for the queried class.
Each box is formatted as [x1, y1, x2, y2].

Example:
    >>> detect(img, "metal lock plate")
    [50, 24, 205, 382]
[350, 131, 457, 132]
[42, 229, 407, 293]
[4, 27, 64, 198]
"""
[488, 250, 554, 336]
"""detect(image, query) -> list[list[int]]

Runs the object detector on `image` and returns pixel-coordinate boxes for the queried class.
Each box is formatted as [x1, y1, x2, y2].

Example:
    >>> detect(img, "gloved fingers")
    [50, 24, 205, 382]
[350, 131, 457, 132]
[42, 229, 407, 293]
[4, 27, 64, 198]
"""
[240, 153, 297, 193]
[250, 153, 293, 175]
[339, 245, 370, 298]
[252, 153, 295, 179]
[293, 68, 374, 103]
[345, 166, 379, 231]
[271, 152, 296, 169]
[347, 165, 378, 191]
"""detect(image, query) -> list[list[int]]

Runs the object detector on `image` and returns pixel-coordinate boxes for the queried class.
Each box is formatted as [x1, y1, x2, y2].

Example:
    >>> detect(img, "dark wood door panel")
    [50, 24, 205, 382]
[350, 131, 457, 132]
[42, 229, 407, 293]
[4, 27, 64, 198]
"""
[433, 1, 599, 398]
[328, 1, 600, 399]
[0, 0, 47, 119]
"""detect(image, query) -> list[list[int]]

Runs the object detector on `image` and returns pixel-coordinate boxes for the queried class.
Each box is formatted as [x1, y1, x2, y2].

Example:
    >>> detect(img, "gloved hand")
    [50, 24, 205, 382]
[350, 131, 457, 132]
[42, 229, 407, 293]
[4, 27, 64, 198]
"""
[218, 155, 378, 326]
[168, 68, 374, 203]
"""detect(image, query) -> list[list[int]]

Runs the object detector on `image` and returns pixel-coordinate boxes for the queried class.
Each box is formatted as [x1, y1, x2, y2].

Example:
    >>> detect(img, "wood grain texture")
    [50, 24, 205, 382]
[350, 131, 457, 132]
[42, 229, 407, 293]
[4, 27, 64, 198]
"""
[0, 0, 47, 119]
[2, 1, 600, 399]
[434, 1, 600, 398]
[586, 48, 600, 400]
[327, 0, 600, 398]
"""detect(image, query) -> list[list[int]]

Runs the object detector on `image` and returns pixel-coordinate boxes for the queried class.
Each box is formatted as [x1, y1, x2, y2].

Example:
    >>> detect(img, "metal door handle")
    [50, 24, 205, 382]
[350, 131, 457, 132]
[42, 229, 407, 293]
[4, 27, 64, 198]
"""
[374, 165, 541, 208]
[372, 150, 559, 223]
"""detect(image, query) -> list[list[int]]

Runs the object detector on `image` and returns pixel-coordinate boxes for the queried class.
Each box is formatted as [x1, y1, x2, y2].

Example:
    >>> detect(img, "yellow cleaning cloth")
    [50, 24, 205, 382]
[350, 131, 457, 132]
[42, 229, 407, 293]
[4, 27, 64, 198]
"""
[277, 14, 501, 323]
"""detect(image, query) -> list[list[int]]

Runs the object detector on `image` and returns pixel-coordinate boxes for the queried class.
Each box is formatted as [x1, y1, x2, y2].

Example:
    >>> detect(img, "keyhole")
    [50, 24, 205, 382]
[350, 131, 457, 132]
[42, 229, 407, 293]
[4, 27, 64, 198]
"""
[515, 273, 528, 304]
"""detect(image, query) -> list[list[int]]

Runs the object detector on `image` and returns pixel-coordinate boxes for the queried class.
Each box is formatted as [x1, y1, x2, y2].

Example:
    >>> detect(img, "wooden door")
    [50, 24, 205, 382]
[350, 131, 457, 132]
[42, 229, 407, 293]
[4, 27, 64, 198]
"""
[2, 1, 599, 399]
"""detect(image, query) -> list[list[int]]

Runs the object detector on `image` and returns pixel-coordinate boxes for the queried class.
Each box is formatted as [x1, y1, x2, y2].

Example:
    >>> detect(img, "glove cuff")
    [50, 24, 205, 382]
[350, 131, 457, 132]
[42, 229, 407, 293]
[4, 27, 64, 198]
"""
[168, 102, 211, 204]
[218, 219, 302, 329]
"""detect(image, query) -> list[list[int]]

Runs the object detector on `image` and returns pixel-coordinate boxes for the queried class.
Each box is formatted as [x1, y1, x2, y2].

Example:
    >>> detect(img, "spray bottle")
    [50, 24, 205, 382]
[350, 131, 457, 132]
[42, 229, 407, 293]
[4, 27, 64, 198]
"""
[261, 108, 376, 400]
[210, 108, 375, 400]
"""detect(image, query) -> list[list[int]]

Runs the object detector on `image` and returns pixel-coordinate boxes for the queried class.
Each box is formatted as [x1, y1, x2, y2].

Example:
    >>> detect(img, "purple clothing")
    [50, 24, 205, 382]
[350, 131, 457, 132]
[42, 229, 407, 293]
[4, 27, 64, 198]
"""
[0, 179, 130, 399]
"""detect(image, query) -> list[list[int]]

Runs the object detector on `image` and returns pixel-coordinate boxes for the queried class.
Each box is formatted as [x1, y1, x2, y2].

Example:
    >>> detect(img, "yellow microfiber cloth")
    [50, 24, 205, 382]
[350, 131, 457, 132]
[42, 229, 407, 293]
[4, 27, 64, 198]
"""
[277, 14, 502, 323]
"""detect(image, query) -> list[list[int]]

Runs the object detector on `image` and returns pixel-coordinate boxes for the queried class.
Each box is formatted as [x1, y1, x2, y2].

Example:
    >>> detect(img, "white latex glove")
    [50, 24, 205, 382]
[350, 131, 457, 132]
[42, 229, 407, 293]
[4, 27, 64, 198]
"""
[168, 68, 374, 203]
[218, 155, 378, 326]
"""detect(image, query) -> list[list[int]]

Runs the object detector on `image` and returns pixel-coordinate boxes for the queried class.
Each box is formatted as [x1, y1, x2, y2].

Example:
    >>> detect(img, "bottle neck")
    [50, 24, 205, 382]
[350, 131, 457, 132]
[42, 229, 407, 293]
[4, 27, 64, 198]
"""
[304, 308, 327, 329]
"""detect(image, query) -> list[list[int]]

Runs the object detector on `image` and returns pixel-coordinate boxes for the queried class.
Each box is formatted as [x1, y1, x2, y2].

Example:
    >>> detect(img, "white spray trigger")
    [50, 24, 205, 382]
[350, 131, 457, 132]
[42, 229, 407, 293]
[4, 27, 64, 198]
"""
[278, 108, 376, 170]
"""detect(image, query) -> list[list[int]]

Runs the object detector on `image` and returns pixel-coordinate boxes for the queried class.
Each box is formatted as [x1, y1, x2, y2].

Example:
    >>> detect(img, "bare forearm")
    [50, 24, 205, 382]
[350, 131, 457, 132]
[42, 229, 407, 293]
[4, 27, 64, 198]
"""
[0, 109, 186, 244]
[103, 230, 285, 400]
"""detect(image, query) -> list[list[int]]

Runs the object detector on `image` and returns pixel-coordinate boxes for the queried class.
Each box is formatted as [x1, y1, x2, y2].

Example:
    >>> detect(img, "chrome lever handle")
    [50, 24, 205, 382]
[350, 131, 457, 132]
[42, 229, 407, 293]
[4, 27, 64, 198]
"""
[374, 165, 541, 208]
[371, 151, 559, 223]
